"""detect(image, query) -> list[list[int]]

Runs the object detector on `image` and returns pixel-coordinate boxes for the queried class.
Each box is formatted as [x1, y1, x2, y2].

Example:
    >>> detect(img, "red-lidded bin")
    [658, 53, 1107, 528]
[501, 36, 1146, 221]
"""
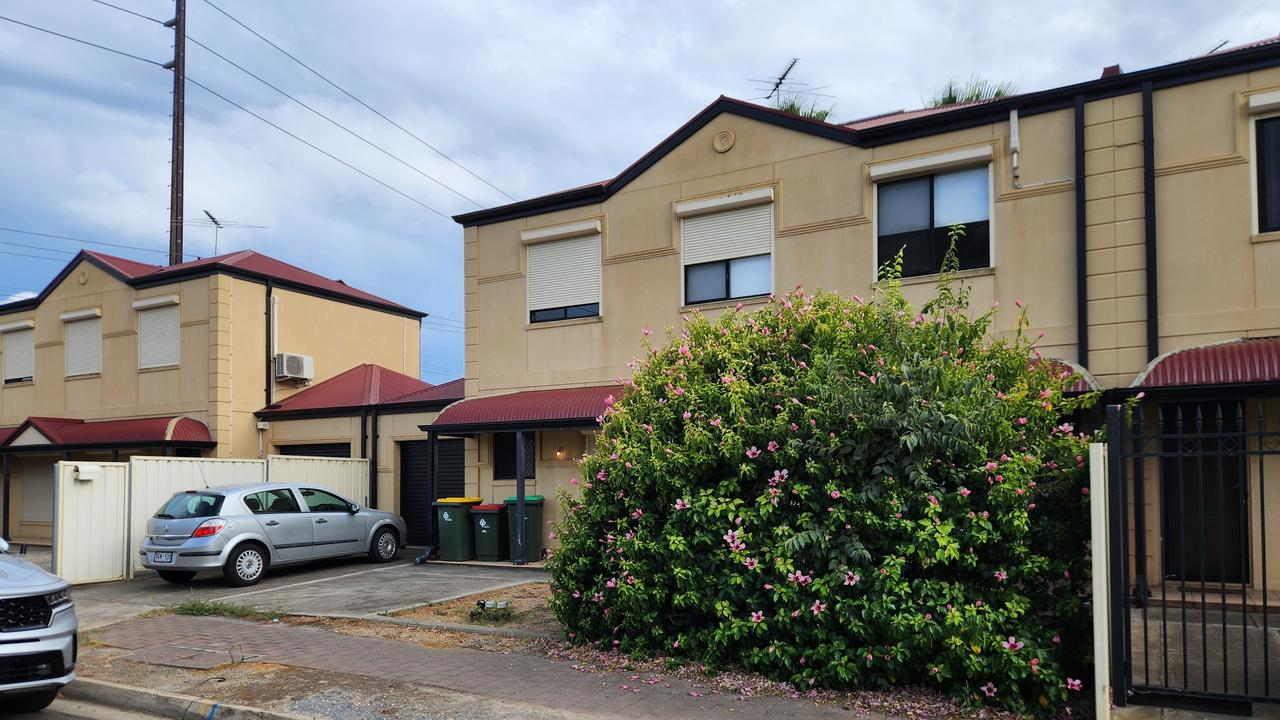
[470, 503, 508, 561]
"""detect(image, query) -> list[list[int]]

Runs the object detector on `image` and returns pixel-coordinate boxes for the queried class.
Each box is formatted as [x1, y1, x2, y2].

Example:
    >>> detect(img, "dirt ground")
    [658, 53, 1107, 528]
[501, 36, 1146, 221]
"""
[393, 581, 560, 634]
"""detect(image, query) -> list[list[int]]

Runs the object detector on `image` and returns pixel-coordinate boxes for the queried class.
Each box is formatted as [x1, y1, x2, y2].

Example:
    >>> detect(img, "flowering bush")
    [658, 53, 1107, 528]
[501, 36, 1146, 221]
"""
[547, 276, 1096, 716]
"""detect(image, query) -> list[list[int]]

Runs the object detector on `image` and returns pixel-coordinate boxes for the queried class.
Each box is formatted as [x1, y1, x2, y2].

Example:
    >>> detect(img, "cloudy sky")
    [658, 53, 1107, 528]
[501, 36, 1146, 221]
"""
[1, 1, 1277, 382]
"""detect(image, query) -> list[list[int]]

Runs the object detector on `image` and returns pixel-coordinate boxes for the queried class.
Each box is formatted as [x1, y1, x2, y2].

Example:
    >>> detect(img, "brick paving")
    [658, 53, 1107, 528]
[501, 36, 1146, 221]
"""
[94, 615, 883, 719]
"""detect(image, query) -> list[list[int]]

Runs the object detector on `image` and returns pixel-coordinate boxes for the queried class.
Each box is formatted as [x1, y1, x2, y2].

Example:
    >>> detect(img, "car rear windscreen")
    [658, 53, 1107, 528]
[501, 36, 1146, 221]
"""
[155, 492, 224, 519]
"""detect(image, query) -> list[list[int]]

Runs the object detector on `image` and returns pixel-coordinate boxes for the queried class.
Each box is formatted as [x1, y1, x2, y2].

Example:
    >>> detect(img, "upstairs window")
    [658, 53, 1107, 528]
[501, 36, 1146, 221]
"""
[876, 165, 990, 279]
[1, 326, 34, 384]
[493, 432, 536, 480]
[137, 301, 181, 369]
[680, 195, 773, 305]
[63, 312, 101, 377]
[1258, 115, 1280, 233]
[527, 233, 601, 324]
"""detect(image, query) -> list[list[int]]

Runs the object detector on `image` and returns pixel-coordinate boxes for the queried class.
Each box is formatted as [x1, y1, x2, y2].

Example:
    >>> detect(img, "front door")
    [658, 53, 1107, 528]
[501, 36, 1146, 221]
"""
[244, 488, 312, 562]
[300, 487, 365, 557]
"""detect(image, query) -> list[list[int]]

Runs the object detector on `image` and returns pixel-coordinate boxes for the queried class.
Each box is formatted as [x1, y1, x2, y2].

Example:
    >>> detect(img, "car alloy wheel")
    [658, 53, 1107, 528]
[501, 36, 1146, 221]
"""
[236, 547, 264, 581]
[378, 531, 397, 560]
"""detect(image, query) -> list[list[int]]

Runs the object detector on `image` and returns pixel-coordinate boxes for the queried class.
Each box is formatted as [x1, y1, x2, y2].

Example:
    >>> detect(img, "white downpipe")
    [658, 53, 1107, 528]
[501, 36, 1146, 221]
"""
[1009, 109, 1074, 190]
[1089, 442, 1112, 718]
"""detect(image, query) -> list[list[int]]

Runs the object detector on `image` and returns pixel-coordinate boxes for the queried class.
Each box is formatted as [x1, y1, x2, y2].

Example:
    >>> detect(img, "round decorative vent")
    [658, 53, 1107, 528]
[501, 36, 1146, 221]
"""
[712, 128, 735, 153]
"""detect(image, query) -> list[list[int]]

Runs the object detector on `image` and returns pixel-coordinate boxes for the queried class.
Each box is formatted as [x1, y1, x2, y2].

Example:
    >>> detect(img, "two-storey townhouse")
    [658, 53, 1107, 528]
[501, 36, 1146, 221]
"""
[431, 34, 1280, 593]
[0, 249, 461, 545]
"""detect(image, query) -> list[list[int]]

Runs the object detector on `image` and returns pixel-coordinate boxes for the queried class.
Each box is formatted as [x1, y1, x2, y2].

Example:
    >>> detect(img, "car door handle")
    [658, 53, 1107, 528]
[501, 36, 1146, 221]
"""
[315, 518, 328, 524]
[264, 520, 280, 526]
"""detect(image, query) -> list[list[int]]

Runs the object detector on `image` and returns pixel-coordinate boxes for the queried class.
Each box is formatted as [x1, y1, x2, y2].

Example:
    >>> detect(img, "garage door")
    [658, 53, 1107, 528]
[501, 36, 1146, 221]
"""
[400, 439, 464, 546]
[275, 443, 351, 458]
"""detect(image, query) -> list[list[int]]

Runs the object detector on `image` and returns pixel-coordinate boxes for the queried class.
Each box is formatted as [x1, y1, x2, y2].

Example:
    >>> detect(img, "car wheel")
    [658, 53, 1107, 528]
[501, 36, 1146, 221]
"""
[223, 543, 268, 587]
[369, 527, 399, 563]
[158, 570, 197, 584]
[7, 687, 59, 712]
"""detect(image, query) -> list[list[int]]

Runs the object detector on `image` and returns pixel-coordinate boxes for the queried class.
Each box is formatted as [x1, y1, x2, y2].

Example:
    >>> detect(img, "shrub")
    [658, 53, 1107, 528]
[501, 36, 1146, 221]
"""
[546, 275, 1096, 716]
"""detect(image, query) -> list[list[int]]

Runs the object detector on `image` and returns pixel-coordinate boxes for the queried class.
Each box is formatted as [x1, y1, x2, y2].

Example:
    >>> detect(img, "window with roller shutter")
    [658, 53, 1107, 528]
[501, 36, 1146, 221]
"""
[2, 327, 34, 383]
[138, 304, 181, 369]
[526, 233, 601, 323]
[680, 201, 773, 305]
[64, 316, 101, 377]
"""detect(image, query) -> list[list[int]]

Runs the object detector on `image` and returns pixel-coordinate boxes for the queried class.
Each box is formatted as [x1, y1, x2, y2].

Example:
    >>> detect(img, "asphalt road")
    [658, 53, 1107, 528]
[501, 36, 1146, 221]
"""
[7, 698, 165, 719]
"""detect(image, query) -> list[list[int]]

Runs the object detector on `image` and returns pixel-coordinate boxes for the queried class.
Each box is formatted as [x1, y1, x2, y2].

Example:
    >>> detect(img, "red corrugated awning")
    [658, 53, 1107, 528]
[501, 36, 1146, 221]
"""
[428, 385, 615, 433]
[0, 416, 214, 449]
[1132, 337, 1280, 389]
[1035, 358, 1102, 394]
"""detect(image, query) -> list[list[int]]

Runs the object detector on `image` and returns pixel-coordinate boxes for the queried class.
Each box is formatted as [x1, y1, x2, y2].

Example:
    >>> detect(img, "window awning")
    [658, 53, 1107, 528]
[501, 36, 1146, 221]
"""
[426, 385, 616, 434]
[1036, 358, 1103, 395]
[0, 415, 214, 451]
[1131, 337, 1280, 389]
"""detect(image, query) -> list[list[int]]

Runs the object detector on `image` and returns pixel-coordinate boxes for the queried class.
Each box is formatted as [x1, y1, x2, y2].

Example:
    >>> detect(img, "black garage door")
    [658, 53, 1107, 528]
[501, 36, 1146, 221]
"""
[275, 443, 351, 458]
[400, 439, 464, 546]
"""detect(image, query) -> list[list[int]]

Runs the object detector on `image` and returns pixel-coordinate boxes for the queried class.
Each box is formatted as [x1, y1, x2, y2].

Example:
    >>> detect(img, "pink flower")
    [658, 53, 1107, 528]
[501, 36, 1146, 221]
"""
[571, 590, 581, 598]
[710, 417, 722, 427]
[630, 508, 644, 519]
[750, 610, 764, 623]
[743, 557, 758, 570]
[1018, 417, 1028, 425]
[674, 498, 690, 511]
[682, 410, 692, 420]
[606, 578, 617, 588]
[959, 487, 971, 497]
[767, 440, 779, 452]
[678, 345, 692, 358]
[1066, 677, 1082, 692]
[985, 461, 998, 471]
[844, 572, 860, 585]
[642, 327, 651, 337]
[830, 489, 841, 500]
[981, 682, 997, 698]
[810, 600, 826, 615]
[570, 477, 579, 485]
[1052, 635, 1061, 645]
[866, 653, 874, 661]
[1081, 487, 1090, 495]
[673, 640, 680, 648]
[745, 446, 762, 459]
[994, 570, 1008, 582]
[1002, 636, 1023, 651]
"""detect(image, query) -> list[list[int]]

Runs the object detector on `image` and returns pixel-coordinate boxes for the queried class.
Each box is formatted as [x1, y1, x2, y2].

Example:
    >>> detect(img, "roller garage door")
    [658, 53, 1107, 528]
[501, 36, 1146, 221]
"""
[399, 439, 464, 546]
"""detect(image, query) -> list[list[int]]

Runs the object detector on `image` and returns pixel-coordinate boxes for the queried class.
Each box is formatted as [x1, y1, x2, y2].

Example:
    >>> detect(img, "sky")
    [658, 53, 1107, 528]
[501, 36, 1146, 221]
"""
[1, 1, 1277, 383]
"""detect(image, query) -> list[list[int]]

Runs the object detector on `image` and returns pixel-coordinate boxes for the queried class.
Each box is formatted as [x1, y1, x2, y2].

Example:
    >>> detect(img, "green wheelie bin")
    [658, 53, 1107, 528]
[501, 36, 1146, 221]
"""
[433, 497, 482, 561]
[470, 504, 508, 561]
[504, 495, 545, 562]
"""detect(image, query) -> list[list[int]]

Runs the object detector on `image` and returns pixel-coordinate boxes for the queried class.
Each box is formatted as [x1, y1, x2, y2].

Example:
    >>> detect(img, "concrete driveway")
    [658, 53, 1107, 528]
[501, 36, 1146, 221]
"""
[71, 553, 543, 630]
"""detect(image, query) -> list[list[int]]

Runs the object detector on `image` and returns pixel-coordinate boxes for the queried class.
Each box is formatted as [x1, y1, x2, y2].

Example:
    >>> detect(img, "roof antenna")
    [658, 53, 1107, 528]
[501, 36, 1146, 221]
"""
[765, 58, 798, 100]
[1207, 39, 1229, 54]
[747, 59, 835, 102]
[188, 210, 267, 256]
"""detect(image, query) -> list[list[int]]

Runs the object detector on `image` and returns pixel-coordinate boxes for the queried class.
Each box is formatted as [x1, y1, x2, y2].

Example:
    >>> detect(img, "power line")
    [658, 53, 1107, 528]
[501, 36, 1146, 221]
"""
[88, 0, 165, 25]
[0, 14, 164, 66]
[184, 35, 485, 208]
[0, 250, 68, 263]
[0, 226, 177, 257]
[0, 239, 76, 256]
[186, 77, 452, 220]
[201, 0, 515, 203]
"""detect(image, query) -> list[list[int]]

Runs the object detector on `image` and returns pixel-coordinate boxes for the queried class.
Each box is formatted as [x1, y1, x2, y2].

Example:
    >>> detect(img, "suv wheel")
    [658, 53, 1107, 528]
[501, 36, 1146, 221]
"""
[8, 687, 58, 712]
[369, 527, 399, 563]
[223, 543, 268, 587]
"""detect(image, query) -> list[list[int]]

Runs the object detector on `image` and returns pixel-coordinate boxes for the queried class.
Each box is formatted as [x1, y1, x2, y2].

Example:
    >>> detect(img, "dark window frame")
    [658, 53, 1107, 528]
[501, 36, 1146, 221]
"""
[876, 166, 992, 279]
[683, 253, 772, 305]
[1259, 115, 1280, 233]
[493, 431, 536, 480]
[529, 303, 600, 324]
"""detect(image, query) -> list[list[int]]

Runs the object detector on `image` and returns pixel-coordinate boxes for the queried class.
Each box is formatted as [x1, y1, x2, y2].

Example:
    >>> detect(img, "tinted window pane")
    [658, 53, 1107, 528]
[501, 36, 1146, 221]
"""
[1261, 117, 1280, 232]
[245, 489, 299, 514]
[933, 220, 990, 271]
[729, 254, 771, 298]
[155, 492, 223, 519]
[565, 303, 600, 319]
[877, 178, 930, 234]
[934, 166, 989, 226]
[530, 308, 565, 323]
[878, 230, 935, 279]
[685, 261, 727, 304]
[493, 432, 536, 480]
[301, 488, 349, 512]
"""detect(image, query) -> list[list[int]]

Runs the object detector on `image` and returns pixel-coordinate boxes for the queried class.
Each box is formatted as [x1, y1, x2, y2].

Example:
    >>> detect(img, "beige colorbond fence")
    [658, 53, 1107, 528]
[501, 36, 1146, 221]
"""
[52, 454, 370, 584]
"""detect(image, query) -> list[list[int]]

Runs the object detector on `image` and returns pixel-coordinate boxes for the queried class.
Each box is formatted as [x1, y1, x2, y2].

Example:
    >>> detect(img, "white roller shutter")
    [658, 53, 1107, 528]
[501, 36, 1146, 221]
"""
[2, 328, 34, 382]
[65, 317, 101, 377]
[527, 234, 601, 312]
[139, 304, 181, 368]
[681, 203, 773, 266]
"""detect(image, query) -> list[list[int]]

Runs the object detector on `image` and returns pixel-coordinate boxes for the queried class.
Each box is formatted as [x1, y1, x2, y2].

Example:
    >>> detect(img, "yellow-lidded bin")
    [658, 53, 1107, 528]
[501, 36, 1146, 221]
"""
[433, 497, 483, 561]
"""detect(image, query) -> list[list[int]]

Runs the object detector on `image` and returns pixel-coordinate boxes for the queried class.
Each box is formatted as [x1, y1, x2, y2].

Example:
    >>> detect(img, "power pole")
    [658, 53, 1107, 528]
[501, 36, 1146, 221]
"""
[163, 0, 186, 266]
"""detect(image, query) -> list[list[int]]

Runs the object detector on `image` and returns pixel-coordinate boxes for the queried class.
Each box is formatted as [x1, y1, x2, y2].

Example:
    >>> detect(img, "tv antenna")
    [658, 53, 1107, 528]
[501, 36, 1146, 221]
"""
[747, 58, 835, 102]
[185, 210, 267, 256]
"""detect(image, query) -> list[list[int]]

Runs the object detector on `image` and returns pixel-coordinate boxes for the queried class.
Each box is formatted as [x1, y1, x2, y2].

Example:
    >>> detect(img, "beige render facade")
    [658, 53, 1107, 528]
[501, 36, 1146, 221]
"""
[0, 251, 423, 541]
[447, 42, 1280, 568]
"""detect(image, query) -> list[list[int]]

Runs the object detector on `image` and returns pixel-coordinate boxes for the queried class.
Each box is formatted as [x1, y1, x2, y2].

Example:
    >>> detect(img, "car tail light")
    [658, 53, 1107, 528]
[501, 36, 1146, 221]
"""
[192, 519, 227, 538]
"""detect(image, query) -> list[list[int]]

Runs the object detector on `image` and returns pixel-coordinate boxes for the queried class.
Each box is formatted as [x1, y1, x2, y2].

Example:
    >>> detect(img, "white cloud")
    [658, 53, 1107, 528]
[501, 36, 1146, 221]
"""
[1, 291, 37, 304]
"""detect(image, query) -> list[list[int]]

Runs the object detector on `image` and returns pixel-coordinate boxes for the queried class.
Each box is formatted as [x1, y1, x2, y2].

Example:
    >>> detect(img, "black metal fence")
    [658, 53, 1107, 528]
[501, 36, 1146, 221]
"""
[1108, 397, 1280, 707]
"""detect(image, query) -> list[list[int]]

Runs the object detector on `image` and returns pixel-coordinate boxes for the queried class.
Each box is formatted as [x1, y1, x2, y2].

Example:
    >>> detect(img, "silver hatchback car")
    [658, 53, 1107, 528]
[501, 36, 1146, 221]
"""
[139, 483, 407, 586]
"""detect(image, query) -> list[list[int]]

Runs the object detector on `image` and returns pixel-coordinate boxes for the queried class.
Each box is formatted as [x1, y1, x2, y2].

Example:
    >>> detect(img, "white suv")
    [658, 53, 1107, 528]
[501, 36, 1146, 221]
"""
[0, 538, 77, 713]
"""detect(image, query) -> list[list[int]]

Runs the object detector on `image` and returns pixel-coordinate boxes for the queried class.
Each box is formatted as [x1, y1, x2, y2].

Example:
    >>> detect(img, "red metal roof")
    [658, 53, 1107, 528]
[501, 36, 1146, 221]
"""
[1132, 337, 1280, 389]
[384, 378, 465, 407]
[0, 427, 15, 445]
[843, 97, 1013, 130]
[1, 416, 213, 447]
[258, 364, 437, 415]
[430, 385, 616, 431]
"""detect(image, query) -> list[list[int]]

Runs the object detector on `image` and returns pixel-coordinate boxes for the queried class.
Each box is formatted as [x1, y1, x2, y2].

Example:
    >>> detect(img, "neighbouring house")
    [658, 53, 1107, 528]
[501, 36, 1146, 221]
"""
[0, 248, 456, 544]
[439, 29, 1280, 646]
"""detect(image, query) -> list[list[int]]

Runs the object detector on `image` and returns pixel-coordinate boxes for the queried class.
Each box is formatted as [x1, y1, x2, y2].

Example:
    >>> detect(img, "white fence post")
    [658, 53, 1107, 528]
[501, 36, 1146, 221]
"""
[1090, 442, 1112, 719]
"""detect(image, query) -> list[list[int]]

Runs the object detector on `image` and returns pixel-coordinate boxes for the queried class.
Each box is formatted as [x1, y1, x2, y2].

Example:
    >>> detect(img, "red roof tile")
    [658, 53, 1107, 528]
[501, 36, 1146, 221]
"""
[2, 416, 213, 447]
[258, 364, 435, 415]
[430, 385, 615, 432]
[1132, 337, 1280, 389]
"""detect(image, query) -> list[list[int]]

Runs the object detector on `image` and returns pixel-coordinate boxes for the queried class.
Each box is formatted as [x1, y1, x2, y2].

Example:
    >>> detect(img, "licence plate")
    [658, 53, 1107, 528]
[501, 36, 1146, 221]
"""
[152, 552, 174, 563]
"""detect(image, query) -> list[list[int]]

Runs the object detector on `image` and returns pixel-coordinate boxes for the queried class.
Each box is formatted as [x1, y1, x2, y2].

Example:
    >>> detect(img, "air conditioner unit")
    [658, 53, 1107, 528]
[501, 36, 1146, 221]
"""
[274, 352, 314, 381]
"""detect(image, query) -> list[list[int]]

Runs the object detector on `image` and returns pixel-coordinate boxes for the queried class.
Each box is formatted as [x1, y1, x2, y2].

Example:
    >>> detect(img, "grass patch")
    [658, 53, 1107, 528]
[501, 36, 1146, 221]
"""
[171, 599, 283, 622]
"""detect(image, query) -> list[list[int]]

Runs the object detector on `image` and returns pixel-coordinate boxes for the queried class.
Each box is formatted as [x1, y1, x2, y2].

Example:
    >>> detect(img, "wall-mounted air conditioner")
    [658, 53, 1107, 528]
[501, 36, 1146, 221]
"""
[274, 352, 314, 381]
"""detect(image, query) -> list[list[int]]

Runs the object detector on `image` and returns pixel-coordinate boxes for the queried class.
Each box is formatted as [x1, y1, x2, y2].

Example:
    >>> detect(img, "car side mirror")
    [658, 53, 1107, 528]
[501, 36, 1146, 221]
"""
[349, 503, 359, 514]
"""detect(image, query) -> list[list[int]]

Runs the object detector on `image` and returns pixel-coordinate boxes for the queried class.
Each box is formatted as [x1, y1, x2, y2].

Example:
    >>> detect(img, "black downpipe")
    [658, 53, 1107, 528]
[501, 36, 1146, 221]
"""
[1142, 82, 1159, 360]
[1074, 95, 1089, 367]
[265, 281, 275, 407]
[429, 432, 439, 546]
[359, 409, 368, 459]
[514, 430, 527, 565]
[1106, 404, 1131, 704]
[368, 408, 379, 508]
[1, 453, 9, 540]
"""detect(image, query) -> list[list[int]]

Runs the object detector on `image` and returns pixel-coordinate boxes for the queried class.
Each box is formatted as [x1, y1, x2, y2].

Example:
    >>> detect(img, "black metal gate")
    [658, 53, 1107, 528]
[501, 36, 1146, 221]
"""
[399, 439, 464, 546]
[1107, 397, 1280, 708]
